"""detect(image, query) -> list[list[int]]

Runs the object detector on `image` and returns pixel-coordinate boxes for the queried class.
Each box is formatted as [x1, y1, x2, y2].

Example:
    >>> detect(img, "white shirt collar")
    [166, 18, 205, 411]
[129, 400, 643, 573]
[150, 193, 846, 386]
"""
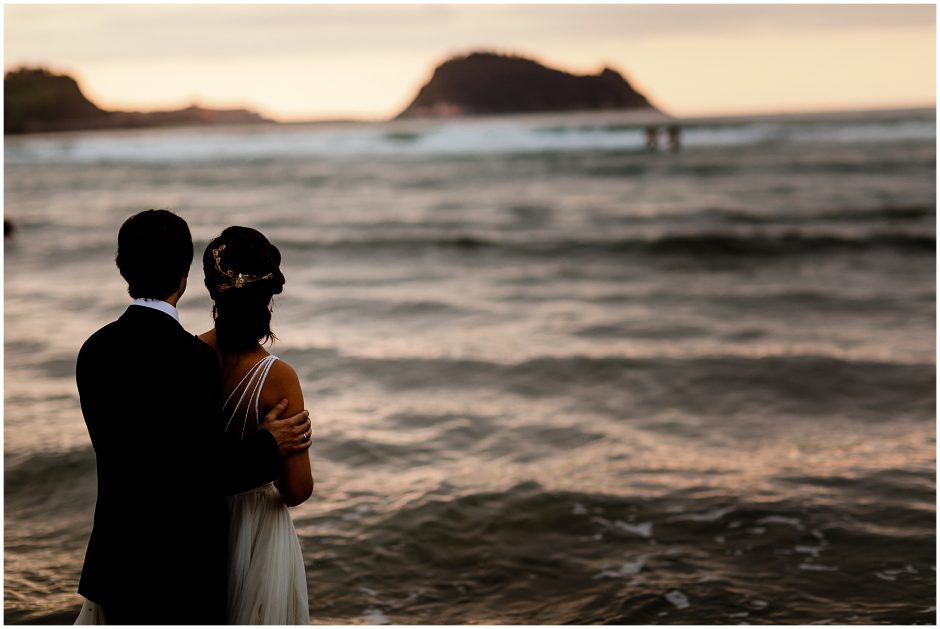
[131, 298, 180, 323]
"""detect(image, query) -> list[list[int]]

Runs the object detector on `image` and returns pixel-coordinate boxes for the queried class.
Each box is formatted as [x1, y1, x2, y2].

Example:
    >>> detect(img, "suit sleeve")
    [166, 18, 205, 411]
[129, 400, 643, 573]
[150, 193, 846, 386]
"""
[221, 430, 281, 495]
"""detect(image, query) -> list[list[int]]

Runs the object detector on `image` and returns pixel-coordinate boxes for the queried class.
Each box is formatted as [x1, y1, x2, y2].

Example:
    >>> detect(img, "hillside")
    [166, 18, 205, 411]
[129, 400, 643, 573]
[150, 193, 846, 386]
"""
[398, 52, 657, 118]
[5, 68, 110, 134]
[5, 67, 268, 134]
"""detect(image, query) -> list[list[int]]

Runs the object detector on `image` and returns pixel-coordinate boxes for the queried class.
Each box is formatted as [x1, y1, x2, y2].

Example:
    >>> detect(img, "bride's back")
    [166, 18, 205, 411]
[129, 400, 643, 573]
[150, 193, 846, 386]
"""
[221, 349, 280, 439]
[198, 225, 312, 508]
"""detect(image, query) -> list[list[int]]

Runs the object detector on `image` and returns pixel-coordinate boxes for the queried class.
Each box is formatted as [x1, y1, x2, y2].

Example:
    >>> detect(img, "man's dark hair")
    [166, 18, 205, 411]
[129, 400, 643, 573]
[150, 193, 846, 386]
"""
[116, 209, 193, 299]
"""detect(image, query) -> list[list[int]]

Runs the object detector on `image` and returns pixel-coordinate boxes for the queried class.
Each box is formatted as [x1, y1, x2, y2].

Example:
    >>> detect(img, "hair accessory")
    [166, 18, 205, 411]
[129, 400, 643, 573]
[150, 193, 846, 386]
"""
[212, 244, 274, 292]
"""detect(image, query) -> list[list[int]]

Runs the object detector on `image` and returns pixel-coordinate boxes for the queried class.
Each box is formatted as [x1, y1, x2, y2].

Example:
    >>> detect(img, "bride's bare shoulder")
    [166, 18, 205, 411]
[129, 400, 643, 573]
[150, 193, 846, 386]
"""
[270, 357, 299, 382]
[263, 357, 303, 407]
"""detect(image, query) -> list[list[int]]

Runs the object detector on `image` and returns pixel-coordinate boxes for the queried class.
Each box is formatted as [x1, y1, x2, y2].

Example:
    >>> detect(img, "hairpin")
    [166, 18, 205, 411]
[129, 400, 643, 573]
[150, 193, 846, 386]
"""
[212, 244, 273, 292]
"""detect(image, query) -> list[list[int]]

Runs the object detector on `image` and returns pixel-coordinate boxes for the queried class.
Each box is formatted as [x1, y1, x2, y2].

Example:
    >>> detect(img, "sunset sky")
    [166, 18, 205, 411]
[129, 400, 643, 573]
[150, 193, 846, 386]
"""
[4, 4, 936, 121]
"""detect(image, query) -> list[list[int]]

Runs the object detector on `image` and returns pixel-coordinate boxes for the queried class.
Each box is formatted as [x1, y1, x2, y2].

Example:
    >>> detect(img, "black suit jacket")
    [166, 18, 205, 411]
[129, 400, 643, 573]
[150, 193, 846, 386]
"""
[76, 305, 281, 624]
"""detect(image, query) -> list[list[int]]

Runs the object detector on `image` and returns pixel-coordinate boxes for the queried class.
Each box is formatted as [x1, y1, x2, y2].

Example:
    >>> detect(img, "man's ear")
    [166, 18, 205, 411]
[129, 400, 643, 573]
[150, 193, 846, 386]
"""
[178, 276, 188, 299]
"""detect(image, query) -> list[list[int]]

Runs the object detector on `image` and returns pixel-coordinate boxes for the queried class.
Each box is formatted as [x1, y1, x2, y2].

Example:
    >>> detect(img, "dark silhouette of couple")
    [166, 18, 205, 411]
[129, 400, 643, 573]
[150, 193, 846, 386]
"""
[75, 210, 312, 624]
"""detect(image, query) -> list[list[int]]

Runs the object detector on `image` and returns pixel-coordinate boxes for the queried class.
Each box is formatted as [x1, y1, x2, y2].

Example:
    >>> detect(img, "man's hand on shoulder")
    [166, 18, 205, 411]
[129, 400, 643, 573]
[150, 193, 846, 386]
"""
[261, 399, 312, 457]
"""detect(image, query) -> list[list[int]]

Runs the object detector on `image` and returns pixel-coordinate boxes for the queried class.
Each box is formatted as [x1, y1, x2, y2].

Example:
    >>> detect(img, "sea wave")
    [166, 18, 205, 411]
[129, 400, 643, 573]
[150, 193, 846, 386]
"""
[282, 347, 935, 420]
[9, 477, 934, 624]
[297, 481, 935, 623]
[5, 447, 96, 496]
[4, 106, 934, 626]
[707, 205, 935, 224]
[270, 230, 935, 257]
[23, 229, 933, 270]
[5, 112, 935, 165]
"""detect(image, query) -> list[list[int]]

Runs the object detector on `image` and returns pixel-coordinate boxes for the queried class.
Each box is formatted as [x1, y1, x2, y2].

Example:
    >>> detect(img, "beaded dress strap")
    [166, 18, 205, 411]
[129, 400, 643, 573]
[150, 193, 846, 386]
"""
[222, 355, 279, 439]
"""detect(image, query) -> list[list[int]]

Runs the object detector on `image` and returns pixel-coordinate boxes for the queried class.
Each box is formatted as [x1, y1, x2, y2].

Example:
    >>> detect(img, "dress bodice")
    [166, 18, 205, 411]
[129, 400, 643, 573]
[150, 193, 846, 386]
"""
[223, 354, 279, 439]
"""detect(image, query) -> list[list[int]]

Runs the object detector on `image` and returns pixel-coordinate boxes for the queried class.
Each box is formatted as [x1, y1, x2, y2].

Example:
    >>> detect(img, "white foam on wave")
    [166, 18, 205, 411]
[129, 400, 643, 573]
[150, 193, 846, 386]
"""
[664, 589, 690, 609]
[618, 556, 647, 575]
[667, 506, 735, 522]
[589, 515, 654, 538]
[757, 515, 805, 530]
[4, 120, 647, 164]
[593, 554, 648, 579]
[364, 609, 389, 624]
[589, 515, 611, 527]
[615, 520, 653, 538]
[799, 563, 839, 572]
[794, 544, 825, 557]
[6, 111, 934, 165]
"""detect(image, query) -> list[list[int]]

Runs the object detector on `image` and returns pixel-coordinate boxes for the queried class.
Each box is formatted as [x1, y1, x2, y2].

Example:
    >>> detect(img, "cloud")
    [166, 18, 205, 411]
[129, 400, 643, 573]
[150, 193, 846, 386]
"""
[6, 4, 935, 66]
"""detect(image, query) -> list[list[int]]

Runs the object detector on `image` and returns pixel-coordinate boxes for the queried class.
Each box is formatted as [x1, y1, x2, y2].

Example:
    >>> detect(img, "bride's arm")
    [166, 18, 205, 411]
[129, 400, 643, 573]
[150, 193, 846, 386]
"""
[263, 361, 314, 507]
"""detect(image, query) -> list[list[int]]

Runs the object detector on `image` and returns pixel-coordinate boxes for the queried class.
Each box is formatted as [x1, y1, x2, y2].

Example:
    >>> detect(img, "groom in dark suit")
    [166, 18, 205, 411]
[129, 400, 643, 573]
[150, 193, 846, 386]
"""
[76, 209, 312, 624]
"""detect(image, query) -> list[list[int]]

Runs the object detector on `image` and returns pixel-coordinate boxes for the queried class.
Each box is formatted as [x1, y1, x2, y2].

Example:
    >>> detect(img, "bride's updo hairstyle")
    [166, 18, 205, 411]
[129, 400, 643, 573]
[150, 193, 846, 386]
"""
[203, 226, 285, 353]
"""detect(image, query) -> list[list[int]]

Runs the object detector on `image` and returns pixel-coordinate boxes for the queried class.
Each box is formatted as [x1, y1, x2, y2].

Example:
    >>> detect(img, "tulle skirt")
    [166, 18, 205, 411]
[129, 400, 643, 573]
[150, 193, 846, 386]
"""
[228, 482, 310, 625]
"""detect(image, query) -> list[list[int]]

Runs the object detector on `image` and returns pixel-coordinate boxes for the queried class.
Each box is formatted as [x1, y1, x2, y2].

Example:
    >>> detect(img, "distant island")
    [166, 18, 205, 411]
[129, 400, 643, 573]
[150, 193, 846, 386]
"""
[5, 54, 661, 134]
[5, 67, 269, 135]
[398, 52, 658, 118]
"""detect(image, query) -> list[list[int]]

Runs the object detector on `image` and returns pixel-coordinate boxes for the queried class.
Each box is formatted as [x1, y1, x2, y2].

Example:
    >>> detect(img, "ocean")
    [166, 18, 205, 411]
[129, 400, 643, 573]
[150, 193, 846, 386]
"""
[4, 108, 936, 624]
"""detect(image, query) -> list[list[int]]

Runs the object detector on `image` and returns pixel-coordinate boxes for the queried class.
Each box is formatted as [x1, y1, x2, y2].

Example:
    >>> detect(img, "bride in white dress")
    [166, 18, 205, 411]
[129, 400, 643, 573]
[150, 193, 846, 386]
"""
[199, 226, 312, 624]
[221, 353, 310, 624]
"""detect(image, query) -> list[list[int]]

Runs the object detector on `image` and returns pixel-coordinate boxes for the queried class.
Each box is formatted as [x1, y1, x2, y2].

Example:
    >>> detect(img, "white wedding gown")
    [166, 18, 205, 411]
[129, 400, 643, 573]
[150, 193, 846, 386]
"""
[224, 354, 309, 625]
[74, 600, 105, 624]
[75, 354, 309, 625]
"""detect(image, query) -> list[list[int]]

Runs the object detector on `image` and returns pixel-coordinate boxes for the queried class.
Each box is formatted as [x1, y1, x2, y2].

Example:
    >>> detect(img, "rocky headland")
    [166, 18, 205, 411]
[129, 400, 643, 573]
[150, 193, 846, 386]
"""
[398, 52, 658, 118]
[5, 67, 269, 134]
[6, 54, 662, 133]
